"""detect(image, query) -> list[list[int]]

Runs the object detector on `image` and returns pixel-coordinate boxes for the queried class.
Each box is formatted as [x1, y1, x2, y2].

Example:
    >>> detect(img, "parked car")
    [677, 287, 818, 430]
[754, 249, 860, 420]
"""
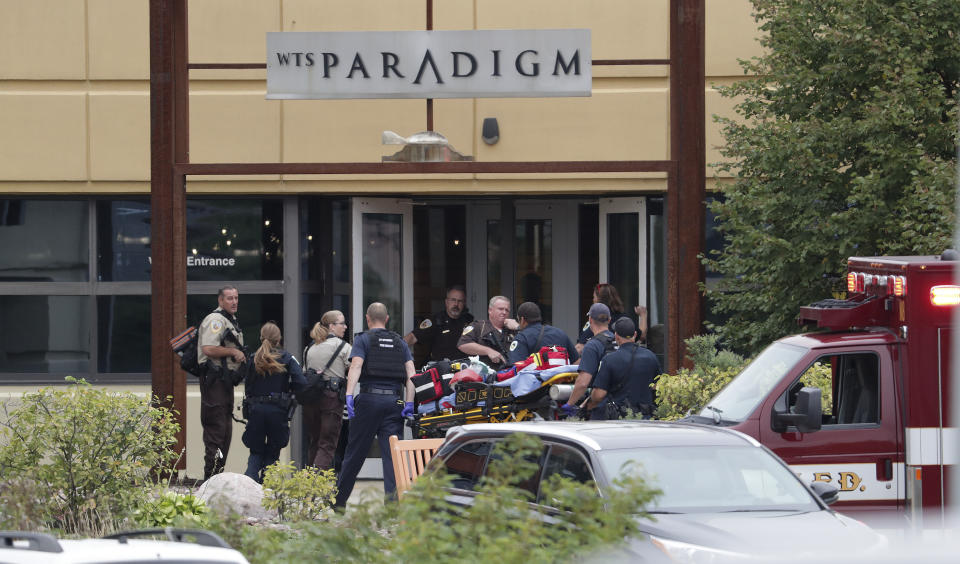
[0, 528, 249, 564]
[431, 421, 887, 562]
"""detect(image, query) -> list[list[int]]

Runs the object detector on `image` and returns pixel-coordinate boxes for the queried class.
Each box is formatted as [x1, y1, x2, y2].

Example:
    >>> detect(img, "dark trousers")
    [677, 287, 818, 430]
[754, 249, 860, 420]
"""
[335, 392, 403, 508]
[241, 402, 290, 483]
[302, 389, 345, 471]
[200, 378, 234, 480]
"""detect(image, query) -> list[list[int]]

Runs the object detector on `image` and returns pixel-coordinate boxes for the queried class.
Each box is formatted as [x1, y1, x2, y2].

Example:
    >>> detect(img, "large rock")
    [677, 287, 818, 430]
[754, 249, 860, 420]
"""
[195, 472, 277, 520]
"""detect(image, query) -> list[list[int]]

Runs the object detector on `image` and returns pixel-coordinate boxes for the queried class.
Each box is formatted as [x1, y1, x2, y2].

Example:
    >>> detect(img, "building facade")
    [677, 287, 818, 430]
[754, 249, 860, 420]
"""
[0, 0, 760, 477]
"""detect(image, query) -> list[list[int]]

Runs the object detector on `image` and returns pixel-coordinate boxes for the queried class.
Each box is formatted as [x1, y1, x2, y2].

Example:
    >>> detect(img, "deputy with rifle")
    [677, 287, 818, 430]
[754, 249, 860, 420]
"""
[457, 295, 519, 369]
[198, 285, 247, 481]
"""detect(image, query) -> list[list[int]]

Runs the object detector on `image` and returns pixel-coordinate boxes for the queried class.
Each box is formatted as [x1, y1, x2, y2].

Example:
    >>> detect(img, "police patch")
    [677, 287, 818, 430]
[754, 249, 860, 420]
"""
[210, 320, 224, 333]
[419, 318, 433, 330]
[462, 325, 474, 336]
[509, 340, 518, 351]
[582, 321, 590, 331]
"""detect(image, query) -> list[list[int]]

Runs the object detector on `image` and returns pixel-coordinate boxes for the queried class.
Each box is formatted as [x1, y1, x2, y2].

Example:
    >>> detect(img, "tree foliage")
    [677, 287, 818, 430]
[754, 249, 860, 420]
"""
[709, 0, 959, 354]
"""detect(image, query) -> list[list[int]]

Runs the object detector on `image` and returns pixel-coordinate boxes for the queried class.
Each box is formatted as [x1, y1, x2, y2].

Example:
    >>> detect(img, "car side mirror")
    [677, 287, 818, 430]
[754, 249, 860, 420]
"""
[810, 480, 840, 505]
[772, 387, 822, 433]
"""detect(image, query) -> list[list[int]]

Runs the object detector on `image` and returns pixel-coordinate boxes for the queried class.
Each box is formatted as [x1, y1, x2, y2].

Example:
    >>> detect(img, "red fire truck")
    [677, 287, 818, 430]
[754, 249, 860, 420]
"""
[689, 252, 958, 526]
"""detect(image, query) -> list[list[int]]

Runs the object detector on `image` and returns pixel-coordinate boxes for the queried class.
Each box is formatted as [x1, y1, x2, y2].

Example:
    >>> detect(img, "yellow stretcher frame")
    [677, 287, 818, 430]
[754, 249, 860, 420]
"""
[412, 372, 578, 438]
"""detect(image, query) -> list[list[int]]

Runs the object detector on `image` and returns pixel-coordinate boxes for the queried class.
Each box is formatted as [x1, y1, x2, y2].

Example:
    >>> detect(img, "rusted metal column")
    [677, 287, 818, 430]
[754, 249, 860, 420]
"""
[667, 0, 706, 372]
[150, 0, 188, 465]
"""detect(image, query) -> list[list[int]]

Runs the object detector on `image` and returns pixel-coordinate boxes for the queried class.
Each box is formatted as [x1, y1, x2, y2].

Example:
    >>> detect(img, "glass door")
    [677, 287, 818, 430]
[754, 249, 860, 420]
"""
[465, 200, 579, 336]
[351, 198, 413, 336]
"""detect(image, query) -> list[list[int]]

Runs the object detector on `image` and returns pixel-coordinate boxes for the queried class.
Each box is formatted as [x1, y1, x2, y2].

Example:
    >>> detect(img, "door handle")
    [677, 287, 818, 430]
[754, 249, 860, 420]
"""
[877, 458, 893, 481]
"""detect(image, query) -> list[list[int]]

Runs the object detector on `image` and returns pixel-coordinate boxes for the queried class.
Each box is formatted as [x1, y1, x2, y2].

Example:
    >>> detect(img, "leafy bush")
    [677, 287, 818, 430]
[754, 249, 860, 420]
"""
[0, 377, 180, 534]
[211, 433, 660, 564]
[262, 461, 337, 521]
[133, 491, 210, 529]
[655, 335, 746, 420]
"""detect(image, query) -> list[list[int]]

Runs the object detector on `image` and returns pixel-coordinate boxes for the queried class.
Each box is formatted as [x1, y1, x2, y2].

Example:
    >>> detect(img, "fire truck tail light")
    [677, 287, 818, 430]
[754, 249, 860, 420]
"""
[855, 273, 865, 293]
[930, 285, 960, 306]
[894, 276, 906, 297]
[886, 275, 895, 296]
[847, 272, 857, 293]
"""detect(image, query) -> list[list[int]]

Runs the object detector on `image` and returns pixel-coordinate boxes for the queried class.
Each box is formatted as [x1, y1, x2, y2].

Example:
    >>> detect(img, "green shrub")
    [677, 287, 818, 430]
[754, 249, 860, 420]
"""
[0, 377, 180, 535]
[654, 335, 746, 420]
[133, 491, 210, 529]
[262, 461, 337, 521]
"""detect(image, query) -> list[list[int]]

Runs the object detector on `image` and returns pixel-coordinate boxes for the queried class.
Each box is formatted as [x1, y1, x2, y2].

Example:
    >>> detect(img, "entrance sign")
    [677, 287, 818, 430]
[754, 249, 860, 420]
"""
[266, 29, 591, 99]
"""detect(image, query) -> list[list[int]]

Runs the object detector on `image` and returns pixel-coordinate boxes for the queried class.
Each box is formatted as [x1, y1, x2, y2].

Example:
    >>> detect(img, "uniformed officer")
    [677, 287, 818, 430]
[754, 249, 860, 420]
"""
[562, 303, 617, 417]
[507, 302, 580, 365]
[583, 317, 662, 420]
[457, 295, 519, 369]
[198, 285, 246, 481]
[403, 285, 474, 366]
[335, 302, 416, 509]
[242, 322, 306, 483]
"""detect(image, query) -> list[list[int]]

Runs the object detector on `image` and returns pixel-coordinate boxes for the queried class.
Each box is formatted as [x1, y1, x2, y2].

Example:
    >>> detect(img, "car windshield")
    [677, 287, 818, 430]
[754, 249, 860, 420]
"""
[600, 445, 820, 513]
[699, 342, 807, 422]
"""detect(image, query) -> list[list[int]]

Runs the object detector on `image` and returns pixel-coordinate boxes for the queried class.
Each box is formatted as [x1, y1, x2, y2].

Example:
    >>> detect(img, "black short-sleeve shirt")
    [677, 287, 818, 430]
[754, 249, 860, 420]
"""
[507, 323, 580, 364]
[413, 310, 475, 362]
[592, 342, 661, 407]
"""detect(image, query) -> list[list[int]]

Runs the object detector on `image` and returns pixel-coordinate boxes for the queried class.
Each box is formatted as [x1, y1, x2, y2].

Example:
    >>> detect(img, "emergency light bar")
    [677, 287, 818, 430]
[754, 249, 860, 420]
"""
[847, 271, 907, 297]
[930, 285, 960, 306]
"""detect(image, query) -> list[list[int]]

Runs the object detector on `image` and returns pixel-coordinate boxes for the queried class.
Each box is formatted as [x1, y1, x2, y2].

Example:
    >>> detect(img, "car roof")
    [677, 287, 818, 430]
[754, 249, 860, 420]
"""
[446, 420, 760, 451]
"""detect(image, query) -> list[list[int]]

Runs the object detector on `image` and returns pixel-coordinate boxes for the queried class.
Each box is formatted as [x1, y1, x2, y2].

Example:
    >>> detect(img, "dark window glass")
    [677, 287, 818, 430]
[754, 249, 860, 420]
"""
[186, 199, 283, 281]
[441, 440, 493, 491]
[301, 198, 351, 345]
[97, 295, 151, 373]
[607, 212, 640, 314]
[487, 441, 548, 498]
[97, 200, 151, 282]
[538, 445, 596, 505]
[0, 295, 90, 373]
[187, 293, 284, 350]
[0, 200, 88, 282]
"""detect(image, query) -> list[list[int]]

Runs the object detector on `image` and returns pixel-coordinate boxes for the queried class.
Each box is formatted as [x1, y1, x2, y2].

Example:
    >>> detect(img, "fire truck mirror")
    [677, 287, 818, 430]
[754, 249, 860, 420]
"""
[809, 480, 840, 505]
[772, 387, 822, 434]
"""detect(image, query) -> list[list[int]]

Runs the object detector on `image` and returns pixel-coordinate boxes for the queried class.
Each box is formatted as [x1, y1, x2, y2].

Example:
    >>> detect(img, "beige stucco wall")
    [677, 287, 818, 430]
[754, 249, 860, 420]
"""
[0, 0, 762, 194]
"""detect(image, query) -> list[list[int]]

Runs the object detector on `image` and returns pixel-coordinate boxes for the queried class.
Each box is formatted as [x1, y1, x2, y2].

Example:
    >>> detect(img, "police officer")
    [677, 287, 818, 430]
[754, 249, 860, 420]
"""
[562, 303, 616, 417]
[507, 302, 580, 365]
[198, 285, 246, 481]
[457, 295, 519, 369]
[335, 302, 416, 509]
[583, 317, 662, 420]
[403, 285, 474, 366]
[242, 322, 306, 483]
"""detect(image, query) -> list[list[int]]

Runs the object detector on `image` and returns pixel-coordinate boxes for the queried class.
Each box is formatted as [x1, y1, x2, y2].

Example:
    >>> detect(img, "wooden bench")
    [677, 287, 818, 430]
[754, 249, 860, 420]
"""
[389, 435, 445, 497]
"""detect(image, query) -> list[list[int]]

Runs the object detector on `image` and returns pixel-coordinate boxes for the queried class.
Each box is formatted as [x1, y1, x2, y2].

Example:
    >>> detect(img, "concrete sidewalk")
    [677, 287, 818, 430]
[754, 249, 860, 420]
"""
[344, 479, 385, 509]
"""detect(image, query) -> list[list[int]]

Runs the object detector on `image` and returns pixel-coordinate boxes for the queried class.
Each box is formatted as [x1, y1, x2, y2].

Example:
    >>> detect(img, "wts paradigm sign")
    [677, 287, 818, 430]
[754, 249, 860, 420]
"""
[266, 29, 591, 99]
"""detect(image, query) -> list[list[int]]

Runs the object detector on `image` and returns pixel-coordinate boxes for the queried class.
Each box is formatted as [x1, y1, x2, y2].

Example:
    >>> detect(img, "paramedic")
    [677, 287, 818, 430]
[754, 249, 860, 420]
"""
[198, 285, 245, 481]
[335, 302, 417, 509]
[507, 302, 580, 365]
[457, 295, 519, 369]
[583, 317, 661, 419]
[404, 285, 474, 365]
[562, 303, 616, 417]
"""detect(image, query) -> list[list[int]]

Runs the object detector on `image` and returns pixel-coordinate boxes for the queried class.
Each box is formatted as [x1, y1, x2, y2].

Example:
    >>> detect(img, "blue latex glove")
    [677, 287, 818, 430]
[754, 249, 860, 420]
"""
[346, 394, 355, 419]
[559, 403, 578, 419]
[401, 401, 415, 418]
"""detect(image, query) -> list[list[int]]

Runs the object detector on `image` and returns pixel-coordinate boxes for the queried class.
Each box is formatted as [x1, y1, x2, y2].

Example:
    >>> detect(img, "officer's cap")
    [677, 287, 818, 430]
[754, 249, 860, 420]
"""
[587, 303, 611, 321]
[613, 317, 637, 338]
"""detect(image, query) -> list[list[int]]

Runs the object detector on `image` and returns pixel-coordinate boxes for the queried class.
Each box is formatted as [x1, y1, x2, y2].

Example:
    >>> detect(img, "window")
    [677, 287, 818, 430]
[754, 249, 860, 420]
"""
[0, 295, 90, 373]
[0, 200, 88, 282]
[440, 440, 493, 491]
[787, 353, 880, 426]
[97, 200, 150, 282]
[186, 199, 283, 281]
[538, 445, 597, 506]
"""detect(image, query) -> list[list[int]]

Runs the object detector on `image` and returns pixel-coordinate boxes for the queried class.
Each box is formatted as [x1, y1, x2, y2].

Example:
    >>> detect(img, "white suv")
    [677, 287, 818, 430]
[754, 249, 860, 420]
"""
[0, 528, 249, 564]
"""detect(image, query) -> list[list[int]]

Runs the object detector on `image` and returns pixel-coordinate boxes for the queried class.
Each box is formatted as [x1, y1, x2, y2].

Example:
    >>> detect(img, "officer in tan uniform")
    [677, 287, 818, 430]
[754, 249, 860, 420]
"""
[198, 285, 246, 481]
[457, 295, 519, 369]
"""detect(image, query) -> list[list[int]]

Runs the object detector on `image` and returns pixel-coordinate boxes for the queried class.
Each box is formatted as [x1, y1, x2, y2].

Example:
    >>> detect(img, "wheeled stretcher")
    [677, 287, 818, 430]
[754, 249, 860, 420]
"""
[410, 369, 578, 438]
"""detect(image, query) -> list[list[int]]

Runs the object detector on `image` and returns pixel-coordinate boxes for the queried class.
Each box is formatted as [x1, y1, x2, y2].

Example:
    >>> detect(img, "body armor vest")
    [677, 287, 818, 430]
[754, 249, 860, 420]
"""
[359, 329, 407, 387]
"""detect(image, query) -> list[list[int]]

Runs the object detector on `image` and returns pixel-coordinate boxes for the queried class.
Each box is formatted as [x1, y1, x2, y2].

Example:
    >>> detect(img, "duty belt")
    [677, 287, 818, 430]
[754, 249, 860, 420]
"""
[359, 385, 401, 396]
[248, 393, 294, 404]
